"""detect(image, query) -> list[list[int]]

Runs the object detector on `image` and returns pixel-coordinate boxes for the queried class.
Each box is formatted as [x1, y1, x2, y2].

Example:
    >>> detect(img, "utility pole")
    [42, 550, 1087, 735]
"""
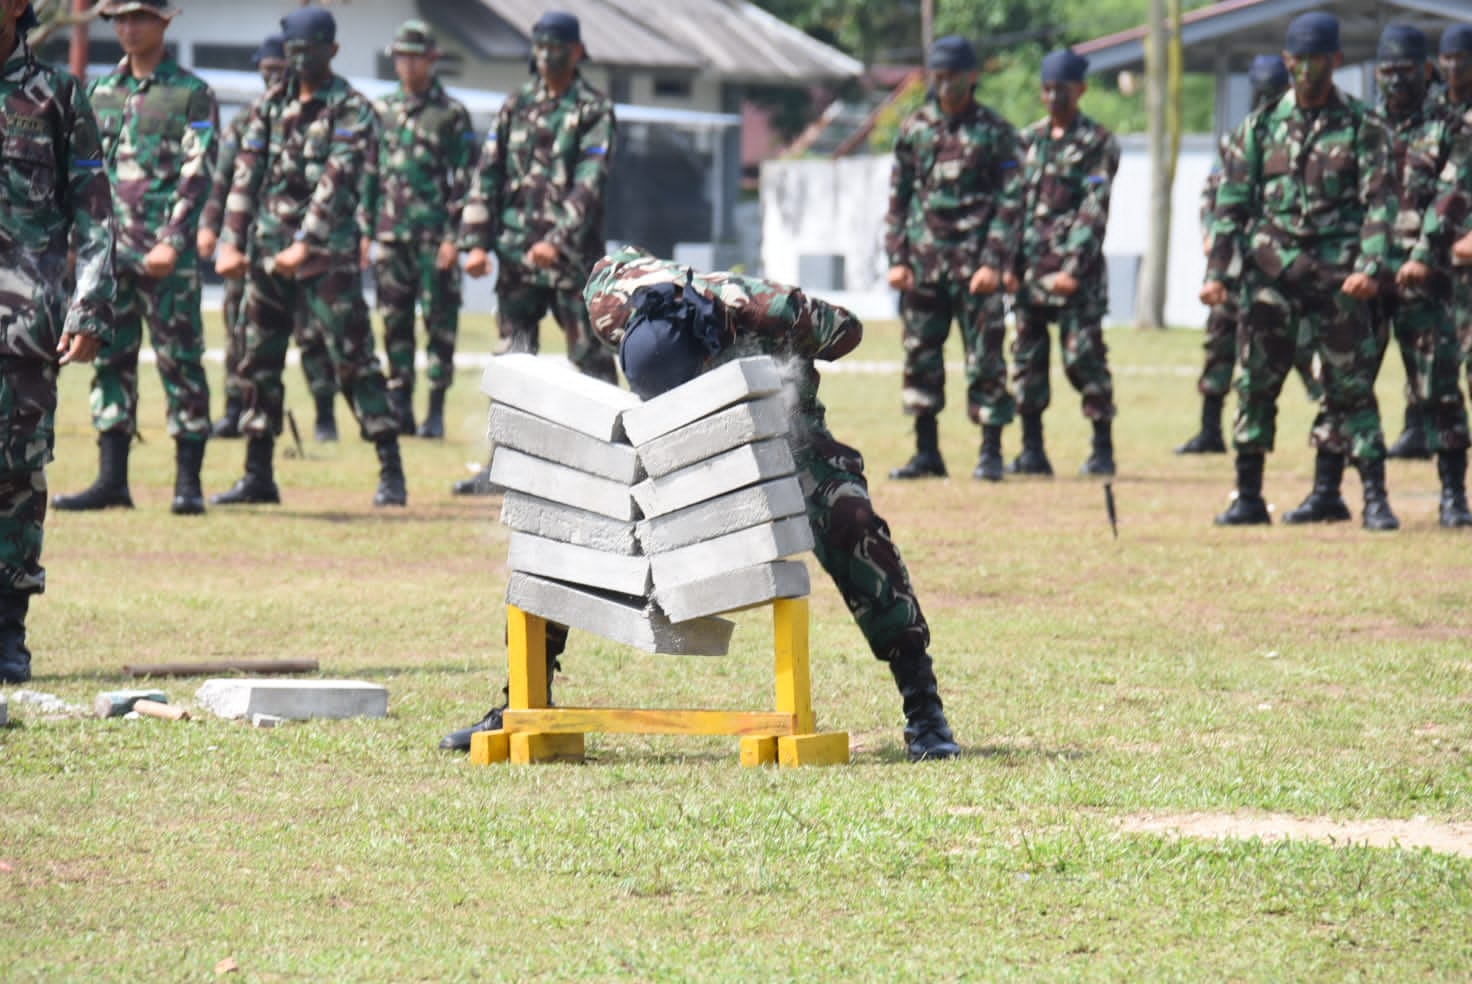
[921, 0, 933, 55]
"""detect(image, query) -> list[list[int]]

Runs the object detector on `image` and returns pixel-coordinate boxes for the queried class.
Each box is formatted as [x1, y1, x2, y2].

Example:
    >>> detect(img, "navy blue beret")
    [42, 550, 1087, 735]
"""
[1248, 54, 1289, 91]
[1040, 49, 1089, 84]
[253, 33, 285, 65]
[1285, 12, 1339, 56]
[1441, 24, 1472, 56]
[281, 7, 336, 45]
[17, 3, 37, 32]
[618, 278, 725, 400]
[928, 35, 977, 72]
[532, 11, 580, 44]
[1378, 23, 1427, 63]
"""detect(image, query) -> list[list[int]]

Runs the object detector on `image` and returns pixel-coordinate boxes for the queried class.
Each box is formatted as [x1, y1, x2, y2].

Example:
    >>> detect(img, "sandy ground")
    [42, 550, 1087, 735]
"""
[1118, 812, 1472, 858]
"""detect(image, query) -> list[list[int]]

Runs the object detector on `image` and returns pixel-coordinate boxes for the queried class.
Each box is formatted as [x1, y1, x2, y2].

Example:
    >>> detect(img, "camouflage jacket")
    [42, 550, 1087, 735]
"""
[1206, 89, 1394, 286]
[1409, 97, 1472, 268]
[370, 77, 476, 245]
[883, 97, 1022, 284]
[585, 246, 862, 432]
[459, 73, 614, 289]
[0, 47, 115, 358]
[1013, 112, 1120, 307]
[200, 102, 255, 240]
[88, 56, 216, 274]
[1370, 102, 1439, 266]
[222, 74, 379, 275]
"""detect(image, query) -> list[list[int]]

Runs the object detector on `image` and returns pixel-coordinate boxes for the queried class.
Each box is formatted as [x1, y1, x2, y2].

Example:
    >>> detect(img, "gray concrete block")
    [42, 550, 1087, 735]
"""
[506, 572, 734, 655]
[636, 394, 791, 477]
[507, 531, 652, 597]
[500, 491, 638, 555]
[489, 446, 636, 521]
[480, 353, 640, 442]
[621, 356, 786, 446]
[636, 477, 808, 553]
[631, 437, 796, 519]
[194, 679, 389, 721]
[650, 515, 815, 590]
[655, 560, 810, 622]
[488, 403, 641, 484]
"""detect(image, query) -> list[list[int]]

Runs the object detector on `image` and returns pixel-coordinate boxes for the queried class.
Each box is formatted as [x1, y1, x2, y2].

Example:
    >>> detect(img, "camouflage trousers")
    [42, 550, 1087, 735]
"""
[1377, 284, 1470, 452]
[1454, 268, 1472, 378]
[220, 275, 245, 400]
[375, 240, 461, 394]
[90, 268, 211, 440]
[1199, 299, 1323, 401]
[0, 360, 58, 594]
[1234, 274, 1385, 462]
[237, 264, 395, 440]
[497, 267, 617, 383]
[795, 423, 929, 665]
[295, 299, 353, 401]
[898, 279, 1013, 426]
[1011, 296, 1116, 420]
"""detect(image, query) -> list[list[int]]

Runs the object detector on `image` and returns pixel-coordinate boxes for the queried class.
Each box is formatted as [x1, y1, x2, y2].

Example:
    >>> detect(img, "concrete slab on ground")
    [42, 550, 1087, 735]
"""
[631, 437, 796, 519]
[635, 394, 791, 477]
[636, 477, 807, 553]
[480, 352, 640, 442]
[621, 357, 786, 446]
[506, 572, 733, 655]
[650, 514, 815, 590]
[500, 491, 639, 555]
[655, 559, 810, 622]
[488, 403, 641, 484]
[489, 446, 636, 521]
[195, 679, 389, 721]
[507, 531, 653, 597]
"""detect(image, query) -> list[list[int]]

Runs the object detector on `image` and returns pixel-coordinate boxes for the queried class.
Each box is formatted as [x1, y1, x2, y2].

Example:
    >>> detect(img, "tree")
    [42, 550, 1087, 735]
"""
[1134, 0, 1183, 330]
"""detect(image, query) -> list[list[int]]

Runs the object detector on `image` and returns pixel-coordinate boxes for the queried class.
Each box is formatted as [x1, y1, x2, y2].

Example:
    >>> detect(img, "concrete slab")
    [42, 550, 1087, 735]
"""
[631, 437, 796, 519]
[655, 560, 811, 622]
[507, 531, 652, 597]
[636, 477, 808, 553]
[506, 572, 733, 655]
[501, 491, 638, 555]
[194, 679, 389, 721]
[488, 403, 641, 484]
[650, 515, 815, 590]
[636, 394, 791, 477]
[621, 356, 786, 446]
[480, 353, 640, 442]
[490, 446, 637, 521]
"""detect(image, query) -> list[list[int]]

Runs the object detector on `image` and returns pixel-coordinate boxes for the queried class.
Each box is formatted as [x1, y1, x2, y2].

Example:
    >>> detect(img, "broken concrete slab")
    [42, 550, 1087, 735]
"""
[480, 352, 641, 442]
[506, 572, 733, 656]
[194, 679, 388, 721]
[655, 559, 811, 622]
[631, 437, 796, 519]
[636, 477, 808, 553]
[649, 514, 815, 590]
[621, 356, 786, 446]
[635, 394, 791, 478]
[507, 531, 652, 597]
[488, 403, 641, 484]
[490, 446, 637, 521]
[501, 491, 638, 555]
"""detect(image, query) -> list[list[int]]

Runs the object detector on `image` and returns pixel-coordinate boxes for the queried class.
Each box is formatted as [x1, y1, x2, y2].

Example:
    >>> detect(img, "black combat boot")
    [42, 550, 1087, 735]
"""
[1176, 393, 1227, 454]
[1080, 418, 1116, 476]
[1006, 412, 1053, 476]
[0, 591, 31, 685]
[1386, 404, 1431, 460]
[1214, 451, 1271, 525]
[451, 460, 498, 496]
[1438, 449, 1472, 528]
[211, 394, 242, 439]
[889, 414, 946, 479]
[440, 632, 565, 751]
[1282, 448, 1351, 524]
[416, 388, 446, 439]
[1357, 458, 1400, 532]
[389, 385, 415, 436]
[313, 391, 338, 442]
[888, 650, 959, 762]
[373, 437, 408, 507]
[171, 439, 207, 516]
[212, 435, 280, 505]
[972, 424, 1003, 481]
[53, 431, 134, 511]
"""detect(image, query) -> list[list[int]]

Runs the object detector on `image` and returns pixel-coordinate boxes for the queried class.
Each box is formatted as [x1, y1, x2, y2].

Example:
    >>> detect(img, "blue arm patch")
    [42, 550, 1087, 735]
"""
[585, 146, 607, 157]
[190, 121, 213, 130]
[73, 159, 102, 168]
[1000, 159, 1018, 169]
[244, 138, 266, 151]
[333, 128, 356, 139]
[1086, 175, 1107, 185]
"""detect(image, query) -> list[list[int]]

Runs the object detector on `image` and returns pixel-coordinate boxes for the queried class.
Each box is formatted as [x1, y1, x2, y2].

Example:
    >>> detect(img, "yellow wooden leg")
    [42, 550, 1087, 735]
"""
[506, 605, 548, 710]
[778, 732, 850, 767]
[739, 735, 778, 767]
[773, 597, 815, 735]
[510, 731, 585, 764]
[468, 730, 509, 765]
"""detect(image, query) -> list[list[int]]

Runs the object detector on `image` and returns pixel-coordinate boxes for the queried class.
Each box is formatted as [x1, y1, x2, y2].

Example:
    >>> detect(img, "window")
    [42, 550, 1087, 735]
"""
[652, 76, 692, 99]
[195, 44, 258, 72]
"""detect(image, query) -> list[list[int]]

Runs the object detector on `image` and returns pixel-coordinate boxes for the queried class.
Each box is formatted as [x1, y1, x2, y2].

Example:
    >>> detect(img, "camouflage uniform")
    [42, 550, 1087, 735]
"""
[459, 71, 617, 382]
[200, 102, 252, 416]
[0, 35, 116, 678]
[371, 76, 475, 406]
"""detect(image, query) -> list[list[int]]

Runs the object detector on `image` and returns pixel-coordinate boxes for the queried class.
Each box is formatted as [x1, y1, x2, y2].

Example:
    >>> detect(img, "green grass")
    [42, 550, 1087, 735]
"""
[3, 313, 1471, 981]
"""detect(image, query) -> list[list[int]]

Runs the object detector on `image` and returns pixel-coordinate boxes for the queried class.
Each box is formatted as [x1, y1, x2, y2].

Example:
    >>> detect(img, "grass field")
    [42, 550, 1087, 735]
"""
[3, 311, 1471, 981]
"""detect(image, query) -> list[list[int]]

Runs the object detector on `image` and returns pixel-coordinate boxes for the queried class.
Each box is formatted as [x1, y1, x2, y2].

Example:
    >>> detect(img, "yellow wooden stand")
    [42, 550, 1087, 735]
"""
[468, 596, 849, 767]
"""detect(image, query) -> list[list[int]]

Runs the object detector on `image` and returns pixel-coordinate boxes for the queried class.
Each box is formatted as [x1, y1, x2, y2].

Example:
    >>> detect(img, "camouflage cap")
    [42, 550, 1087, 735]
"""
[389, 18, 436, 56]
[1443, 24, 1472, 56]
[101, 0, 178, 20]
[1378, 23, 1427, 64]
[281, 6, 335, 45]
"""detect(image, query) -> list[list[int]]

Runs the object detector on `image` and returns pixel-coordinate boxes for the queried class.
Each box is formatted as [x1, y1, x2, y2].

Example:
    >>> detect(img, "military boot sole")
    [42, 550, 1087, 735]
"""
[1362, 510, 1401, 532]
[210, 483, 281, 506]
[972, 457, 1003, 482]
[1214, 497, 1272, 526]
[51, 489, 134, 511]
[0, 662, 30, 685]
[374, 486, 408, 508]
[415, 417, 445, 439]
[171, 494, 206, 516]
[1175, 432, 1227, 454]
[1005, 456, 1053, 477]
[1282, 496, 1352, 524]
[1080, 455, 1116, 477]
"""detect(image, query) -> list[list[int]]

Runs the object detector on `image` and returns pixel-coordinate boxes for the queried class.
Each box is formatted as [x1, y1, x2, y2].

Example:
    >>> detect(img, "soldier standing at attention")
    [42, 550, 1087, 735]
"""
[371, 20, 476, 440]
[197, 32, 285, 442]
[53, 0, 216, 516]
[1004, 49, 1120, 478]
[884, 35, 1022, 483]
[1202, 13, 1399, 531]
[453, 10, 617, 496]
[0, 0, 116, 682]
[212, 6, 407, 508]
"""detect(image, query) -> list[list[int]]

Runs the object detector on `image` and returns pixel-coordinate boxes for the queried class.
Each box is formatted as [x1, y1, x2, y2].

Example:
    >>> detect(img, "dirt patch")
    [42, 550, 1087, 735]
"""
[1118, 811, 1472, 857]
